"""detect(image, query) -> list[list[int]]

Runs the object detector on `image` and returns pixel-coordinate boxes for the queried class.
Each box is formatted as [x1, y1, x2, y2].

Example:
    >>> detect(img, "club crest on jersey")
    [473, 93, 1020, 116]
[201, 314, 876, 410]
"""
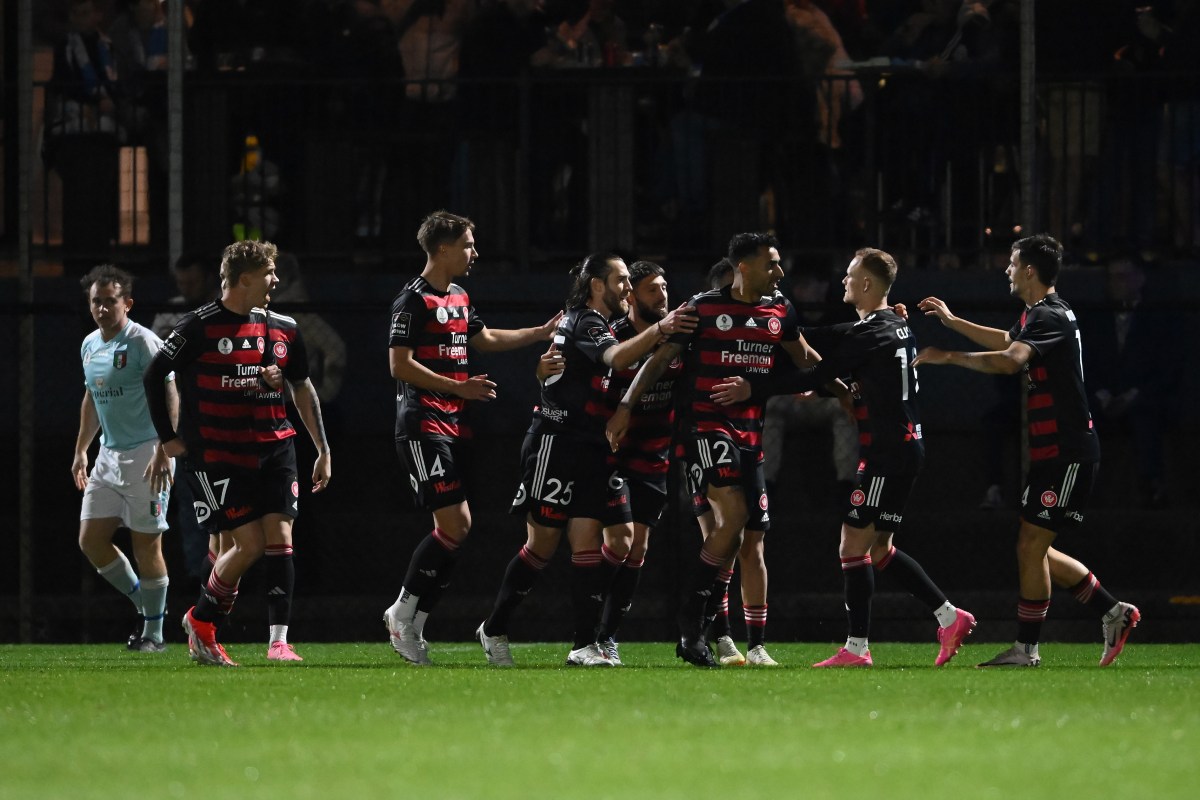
[766, 317, 781, 335]
[759, 493, 769, 511]
[291, 481, 300, 498]
[1041, 490, 1058, 508]
[273, 341, 287, 359]
[219, 337, 234, 355]
[257, 337, 265, 353]
[83, 350, 93, 366]
[716, 314, 733, 331]
[850, 489, 866, 507]
[436, 306, 449, 325]
[113, 351, 127, 369]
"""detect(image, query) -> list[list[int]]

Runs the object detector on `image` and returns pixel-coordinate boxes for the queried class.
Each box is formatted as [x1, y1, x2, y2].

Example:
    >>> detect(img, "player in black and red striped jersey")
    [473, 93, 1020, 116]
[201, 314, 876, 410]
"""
[608, 232, 833, 668]
[719, 248, 976, 667]
[476, 253, 696, 667]
[145, 240, 332, 667]
[592, 261, 685, 664]
[916, 234, 1140, 667]
[382, 211, 562, 666]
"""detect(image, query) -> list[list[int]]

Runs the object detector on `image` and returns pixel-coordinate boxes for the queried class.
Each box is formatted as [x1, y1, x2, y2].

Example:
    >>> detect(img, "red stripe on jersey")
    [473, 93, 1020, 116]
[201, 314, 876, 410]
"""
[197, 401, 288, 420]
[203, 449, 260, 469]
[1029, 444, 1061, 461]
[1030, 366, 1048, 381]
[419, 394, 463, 414]
[197, 350, 267, 365]
[424, 294, 471, 308]
[421, 418, 460, 438]
[203, 323, 266, 339]
[855, 406, 869, 420]
[1027, 393, 1054, 410]
[1029, 420, 1059, 436]
[197, 426, 262, 443]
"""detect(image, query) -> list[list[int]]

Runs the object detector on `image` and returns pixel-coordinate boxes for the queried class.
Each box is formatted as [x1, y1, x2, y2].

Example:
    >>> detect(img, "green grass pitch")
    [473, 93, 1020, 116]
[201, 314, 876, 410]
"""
[2, 642, 1196, 799]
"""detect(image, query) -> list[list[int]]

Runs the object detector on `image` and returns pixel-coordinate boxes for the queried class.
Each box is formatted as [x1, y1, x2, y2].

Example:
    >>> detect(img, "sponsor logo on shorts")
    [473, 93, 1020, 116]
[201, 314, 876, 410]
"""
[1066, 510, 1084, 522]
[1038, 509, 1052, 520]
[273, 341, 287, 359]
[539, 504, 567, 521]
[717, 467, 740, 480]
[225, 505, 253, 521]
[767, 317, 782, 335]
[433, 479, 461, 494]
[850, 489, 866, 507]
[1041, 490, 1058, 507]
[847, 508, 860, 519]
[878, 511, 902, 523]
[218, 337, 233, 355]
[716, 314, 733, 331]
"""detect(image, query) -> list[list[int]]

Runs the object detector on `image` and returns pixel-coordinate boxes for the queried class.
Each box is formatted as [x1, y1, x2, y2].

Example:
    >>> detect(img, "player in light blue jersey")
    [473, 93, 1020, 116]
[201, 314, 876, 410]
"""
[72, 264, 177, 652]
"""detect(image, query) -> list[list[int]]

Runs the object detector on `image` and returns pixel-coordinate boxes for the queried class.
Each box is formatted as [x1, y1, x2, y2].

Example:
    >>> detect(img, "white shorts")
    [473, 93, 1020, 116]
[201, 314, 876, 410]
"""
[80, 440, 171, 533]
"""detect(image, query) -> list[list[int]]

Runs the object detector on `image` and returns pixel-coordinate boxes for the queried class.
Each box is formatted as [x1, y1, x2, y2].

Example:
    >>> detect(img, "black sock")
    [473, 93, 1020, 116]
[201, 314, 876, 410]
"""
[484, 547, 545, 636]
[703, 570, 734, 639]
[1017, 597, 1049, 645]
[875, 546, 947, 611]
[679, 553, 723, 640]
[842, 555, 874, 640]
[264, 547, 295, 628]
[600, 558, 642, 641]
[403, 530, 459, 600]
[1068, 572, 1118, 618]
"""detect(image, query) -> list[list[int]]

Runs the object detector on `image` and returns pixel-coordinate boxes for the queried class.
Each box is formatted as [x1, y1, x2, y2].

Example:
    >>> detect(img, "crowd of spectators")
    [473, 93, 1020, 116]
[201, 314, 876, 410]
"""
[35, 1, 1200, 270]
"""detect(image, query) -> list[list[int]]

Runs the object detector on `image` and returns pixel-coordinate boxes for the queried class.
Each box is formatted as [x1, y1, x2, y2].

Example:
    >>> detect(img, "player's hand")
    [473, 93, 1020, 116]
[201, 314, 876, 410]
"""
[917, 297, 956, 327]
[710, 375, 751, 405]
[892, 302, 908, 321]
[143, 445, 175, 494]
[912, 346, 947, 367]
[536, 342, 565, 383]
[259, 364, 284, 391]
[71, 451, 89, 492]
[312, 451, 331, 493]
[656, 304, 698, 337]
[538, 310, 564, 340]
[605, 405, 631, 452]
[456, 373, 498, 401]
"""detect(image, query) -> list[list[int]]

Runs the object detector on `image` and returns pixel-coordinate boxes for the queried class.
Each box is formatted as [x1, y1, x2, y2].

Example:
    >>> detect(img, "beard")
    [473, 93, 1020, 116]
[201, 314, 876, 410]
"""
[636, 300, 666, 324]
[603, 289, 629, 318]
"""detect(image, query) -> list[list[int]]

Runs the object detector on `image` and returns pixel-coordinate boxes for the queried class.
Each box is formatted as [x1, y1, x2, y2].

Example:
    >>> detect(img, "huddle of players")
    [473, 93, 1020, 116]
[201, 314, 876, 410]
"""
[383, 211, 1141, 670]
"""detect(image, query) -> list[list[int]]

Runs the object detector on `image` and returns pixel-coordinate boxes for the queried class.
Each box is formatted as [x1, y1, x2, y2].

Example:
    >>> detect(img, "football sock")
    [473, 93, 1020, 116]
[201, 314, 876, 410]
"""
[414, 529, 462, 619]
[1068, 572, 1119, 618]
[570, 550, 605, 649]
[264, 544, 295, 629]
[874, 546, 948, 610]
[1017, 597, 1050, 645]
[934, 601, 959, 628]
[744, 604, 767, 649]
[845, 636, 869, 657]
[842, 554, 874, 640]
[600, 554, 643, 641]
[679, 548, 725, 639]
[269, 624, 288, 645]
[97, 553, 142, 612]
[139, 575, 169, 642]
[704, 571, 734, 639]
[484, 546, 547, 636]
[391, 528, 459, 622]
[195, 569, 238, 622]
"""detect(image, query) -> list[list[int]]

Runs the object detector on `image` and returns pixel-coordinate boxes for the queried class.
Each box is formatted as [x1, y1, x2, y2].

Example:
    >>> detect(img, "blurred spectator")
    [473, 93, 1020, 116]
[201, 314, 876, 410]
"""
[230, 132, 282, 241]
[1082, 255, 1181, 508]
[45, 0, 121, 269]
[786, 0, 862, 151]
[272, 252, 348, 406]
[188, 0, 305, 72]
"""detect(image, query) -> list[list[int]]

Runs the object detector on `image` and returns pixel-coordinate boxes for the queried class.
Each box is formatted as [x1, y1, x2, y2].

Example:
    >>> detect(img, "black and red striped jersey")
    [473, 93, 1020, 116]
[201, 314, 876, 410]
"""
[1008, 293, 1101, 464]
[531, 306, 618, 442]
[389, 276, 486, 441]
[816, 309, 923, 474]
[671, 286, 800, 451]
[146, 301, 308, 469]
[610, 316, 684, 483]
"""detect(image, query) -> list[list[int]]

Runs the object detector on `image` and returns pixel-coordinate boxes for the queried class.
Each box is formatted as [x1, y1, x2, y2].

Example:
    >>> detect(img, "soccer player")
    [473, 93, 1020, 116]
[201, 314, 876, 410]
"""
[73, 264, 175, 652]
[594, 261, 685, 665]
[607, 232, 826, 668]
[382, 210, 562, 665]
[716, 248, 976, 667]
[914, 234, 1140, 667]
[144, 240, 332, 667]
[477, 252, 696, 666]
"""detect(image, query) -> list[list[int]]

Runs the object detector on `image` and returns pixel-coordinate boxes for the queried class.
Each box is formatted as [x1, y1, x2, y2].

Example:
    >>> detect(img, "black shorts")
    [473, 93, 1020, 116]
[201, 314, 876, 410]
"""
[396, 437, 465, 511]
[510, 432, 631, 529]
[186, 440, 298, 530]
[626, 477, 668, 528]
[843, 467, 916, 532]
[685, 433, 769, 532]
[1020, 460, 1097, 534]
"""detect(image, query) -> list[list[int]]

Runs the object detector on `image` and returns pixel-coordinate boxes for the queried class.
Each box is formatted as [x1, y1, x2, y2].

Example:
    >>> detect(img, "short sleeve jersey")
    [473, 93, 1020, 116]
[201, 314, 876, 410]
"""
[158, 302, 309, 468]
[81, 320, 164, 451]
[532, 306, 619, 442]
[671, 286, 800, 451]
[610, 316, 684, 483]
[1008, 293, 1100, 464]
[389, 277, 486, 441]
[816, 309, 923, 474]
